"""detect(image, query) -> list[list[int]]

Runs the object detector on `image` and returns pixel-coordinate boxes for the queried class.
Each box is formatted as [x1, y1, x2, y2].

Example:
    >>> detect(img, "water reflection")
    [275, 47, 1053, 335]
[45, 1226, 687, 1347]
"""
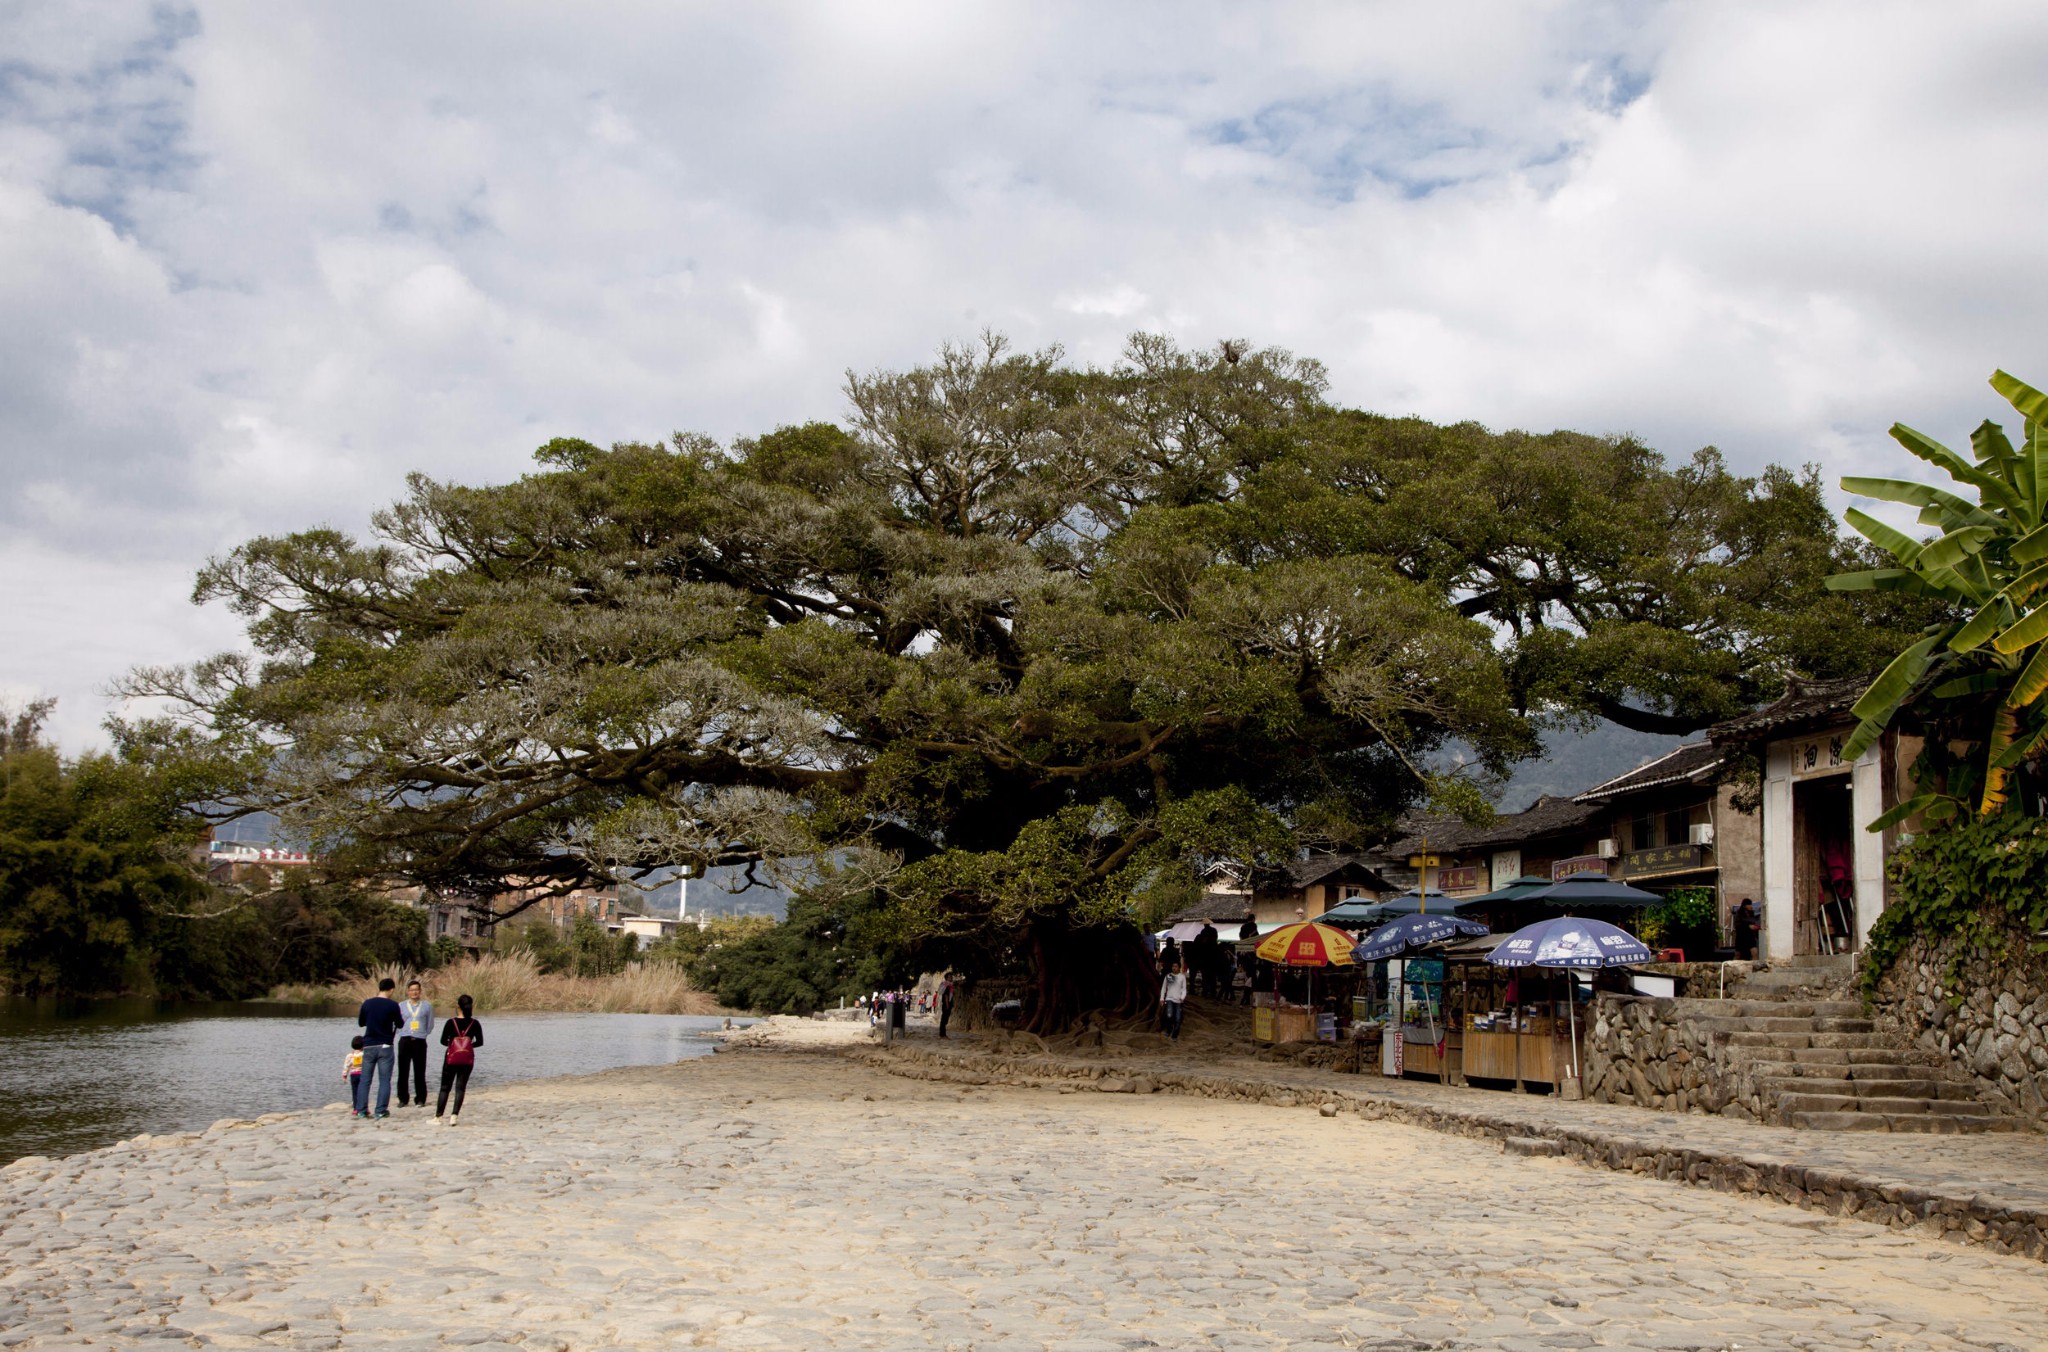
[0, 997, 741, 1162]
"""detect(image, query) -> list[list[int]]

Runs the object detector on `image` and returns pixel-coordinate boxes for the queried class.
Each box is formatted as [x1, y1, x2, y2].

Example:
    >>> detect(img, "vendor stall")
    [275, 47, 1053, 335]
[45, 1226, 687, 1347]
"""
[1251, 921, 1354, 1044]
[1486, 914, 1653, 1095]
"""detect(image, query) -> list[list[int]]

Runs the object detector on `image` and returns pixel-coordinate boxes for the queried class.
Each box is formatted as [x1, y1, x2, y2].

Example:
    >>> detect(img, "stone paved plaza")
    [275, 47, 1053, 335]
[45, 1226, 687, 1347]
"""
[4, 1048, 2046, 1351]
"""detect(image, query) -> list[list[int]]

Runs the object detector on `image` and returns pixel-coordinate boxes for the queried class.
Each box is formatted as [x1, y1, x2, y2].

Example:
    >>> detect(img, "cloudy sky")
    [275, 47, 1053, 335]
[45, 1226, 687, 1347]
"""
[6, 1, 2047, 749]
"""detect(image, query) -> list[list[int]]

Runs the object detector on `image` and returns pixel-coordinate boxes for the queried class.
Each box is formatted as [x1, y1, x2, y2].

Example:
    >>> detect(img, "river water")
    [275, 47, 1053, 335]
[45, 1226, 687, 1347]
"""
[0, 998, 745, 1163]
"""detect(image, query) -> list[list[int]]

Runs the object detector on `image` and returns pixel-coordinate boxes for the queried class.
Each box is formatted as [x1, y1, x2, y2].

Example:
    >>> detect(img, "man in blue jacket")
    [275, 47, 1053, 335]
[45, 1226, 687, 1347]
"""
[355, 977, 403, 1119]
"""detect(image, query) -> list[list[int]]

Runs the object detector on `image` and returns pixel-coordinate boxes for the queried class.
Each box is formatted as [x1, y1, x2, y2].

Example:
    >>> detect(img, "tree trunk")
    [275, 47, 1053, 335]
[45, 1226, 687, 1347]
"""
[1023, 918, 1160, 1034]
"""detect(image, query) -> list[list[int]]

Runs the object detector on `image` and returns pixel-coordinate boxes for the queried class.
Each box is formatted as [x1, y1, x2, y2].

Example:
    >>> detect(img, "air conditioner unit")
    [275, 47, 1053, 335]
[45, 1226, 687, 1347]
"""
[1689, 823, 1715, 847]
[1596, 838, 1619, 859]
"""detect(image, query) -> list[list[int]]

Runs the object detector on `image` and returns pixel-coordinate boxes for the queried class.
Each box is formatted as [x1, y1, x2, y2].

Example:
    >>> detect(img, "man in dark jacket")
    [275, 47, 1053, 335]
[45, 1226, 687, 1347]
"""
[355, 977, 403, 1119]
[1732, 899, 1761, 962]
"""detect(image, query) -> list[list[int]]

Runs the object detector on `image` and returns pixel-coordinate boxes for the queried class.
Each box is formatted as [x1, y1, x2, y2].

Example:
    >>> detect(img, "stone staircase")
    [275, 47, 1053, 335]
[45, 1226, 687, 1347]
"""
[1701, 956, 2010, 1133]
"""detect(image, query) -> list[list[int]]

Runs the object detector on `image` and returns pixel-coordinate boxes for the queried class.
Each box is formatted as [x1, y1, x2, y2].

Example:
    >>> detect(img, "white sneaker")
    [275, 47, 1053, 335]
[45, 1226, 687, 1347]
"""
[449, 1115, 460, 1126]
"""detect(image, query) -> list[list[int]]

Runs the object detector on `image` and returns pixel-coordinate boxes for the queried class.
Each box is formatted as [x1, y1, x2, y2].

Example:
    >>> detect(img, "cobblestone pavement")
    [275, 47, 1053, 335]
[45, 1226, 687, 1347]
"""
[869, 1030, 2048, 1239]
[4, 1050, 2047, 1352]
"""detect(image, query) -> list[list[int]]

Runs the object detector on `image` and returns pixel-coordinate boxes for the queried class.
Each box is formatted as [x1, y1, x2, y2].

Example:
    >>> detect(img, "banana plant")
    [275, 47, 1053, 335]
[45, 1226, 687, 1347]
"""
[1826, 369, 2048, 821]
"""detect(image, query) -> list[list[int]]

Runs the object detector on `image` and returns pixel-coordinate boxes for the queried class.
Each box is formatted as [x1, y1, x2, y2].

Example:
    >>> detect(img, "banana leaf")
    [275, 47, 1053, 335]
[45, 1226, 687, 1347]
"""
[1842, 507, 1925, 563]
[1933, 671, 2007, 699]
[1970, 418, 2016, 468]
[1826, 568, 1924, 592]
[1865, 792, 1952, 834]
[1992, 604, 2048, 656]
[2008, 642, 2048, 710]
[1992, 368, 2048, 423]
[1991, 718, 2047, 769]
[1948, 599, 2008, 653]
[1844, 635, 1941, 760]
[2007, 562, 2048, 605]
[1840, 716, 1889, 765]
[2015, 523, 2048, 565]
[1981, 711, 2017, 813]
[1844, 475, 2000, 530]
[1892, 424, 2022, 512]
[1917, 525, 1998, 571]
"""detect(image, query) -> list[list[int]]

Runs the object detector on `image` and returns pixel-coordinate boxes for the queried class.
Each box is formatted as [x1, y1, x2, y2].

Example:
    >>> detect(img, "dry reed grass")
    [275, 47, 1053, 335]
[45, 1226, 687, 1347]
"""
[267, 951, 722, 1015]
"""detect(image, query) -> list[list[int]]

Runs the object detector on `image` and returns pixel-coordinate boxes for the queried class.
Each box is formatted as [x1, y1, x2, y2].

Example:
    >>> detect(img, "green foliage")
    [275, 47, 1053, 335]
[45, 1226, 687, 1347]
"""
[120, 333, 1917, 1010]
[0, 701, 430, 998]
[493, 914, 634, 976]
[1636, 886, 1719, 957]
[679, 896, 904, 1015]
[1861, 813, 2048, 999]
[1829, 369, 2048, 816]
[0, 719, 204, 995]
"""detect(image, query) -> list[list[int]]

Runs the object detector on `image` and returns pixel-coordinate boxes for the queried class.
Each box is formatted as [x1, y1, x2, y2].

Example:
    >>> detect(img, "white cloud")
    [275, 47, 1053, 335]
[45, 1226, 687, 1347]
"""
[4, 0, 2047, 749]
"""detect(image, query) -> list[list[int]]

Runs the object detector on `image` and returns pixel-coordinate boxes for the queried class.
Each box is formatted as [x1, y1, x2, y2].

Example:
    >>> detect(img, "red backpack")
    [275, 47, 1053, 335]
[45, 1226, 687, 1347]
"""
[446, 1019, 477, 1067]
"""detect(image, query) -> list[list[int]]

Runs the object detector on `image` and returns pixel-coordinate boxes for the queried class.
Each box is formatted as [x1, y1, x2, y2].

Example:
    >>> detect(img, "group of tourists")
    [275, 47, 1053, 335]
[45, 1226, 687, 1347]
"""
[1157, 920, 1257, 1006]
[344, 977, 485, 1123]
[863, 976, 958, 1040]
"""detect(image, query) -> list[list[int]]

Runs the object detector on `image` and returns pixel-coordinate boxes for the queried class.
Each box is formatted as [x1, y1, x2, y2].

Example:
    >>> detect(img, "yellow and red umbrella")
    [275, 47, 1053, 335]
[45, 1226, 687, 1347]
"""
[1254, 920, 1358, 968]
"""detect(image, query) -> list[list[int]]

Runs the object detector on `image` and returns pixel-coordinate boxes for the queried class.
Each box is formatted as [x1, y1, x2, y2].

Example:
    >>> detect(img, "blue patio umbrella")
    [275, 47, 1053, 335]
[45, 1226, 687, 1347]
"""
[1352, 912, 1492, 1056]
[1487, 915, 1651, 1085]
[1351, 911, 1492, 963]
[1487, 916, 1653, 969]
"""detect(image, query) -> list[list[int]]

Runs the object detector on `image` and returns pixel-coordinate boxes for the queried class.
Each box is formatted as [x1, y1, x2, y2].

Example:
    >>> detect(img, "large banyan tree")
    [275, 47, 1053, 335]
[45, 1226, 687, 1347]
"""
[125, 335, 1927, 1026]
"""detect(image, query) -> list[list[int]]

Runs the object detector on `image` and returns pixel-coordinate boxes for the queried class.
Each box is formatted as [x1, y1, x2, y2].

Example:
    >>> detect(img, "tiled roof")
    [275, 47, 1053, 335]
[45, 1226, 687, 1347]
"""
[1248, 855, 1393, 896]
[1575, 741, 1723, 802]
[1380, 794, 1602, 858]
[1708, 676, 1868, 743]
[1167, 894, 1257, 924]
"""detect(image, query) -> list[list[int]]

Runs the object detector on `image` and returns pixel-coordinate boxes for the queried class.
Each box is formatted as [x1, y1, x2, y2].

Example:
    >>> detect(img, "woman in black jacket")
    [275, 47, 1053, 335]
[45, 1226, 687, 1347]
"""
[435, 993, 484, 1124]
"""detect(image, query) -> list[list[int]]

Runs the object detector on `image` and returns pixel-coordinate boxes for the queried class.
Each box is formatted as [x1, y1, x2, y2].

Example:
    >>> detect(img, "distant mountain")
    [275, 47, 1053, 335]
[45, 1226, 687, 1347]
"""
[1496, 723, 1688, 812]
[634, 866, 790, 921]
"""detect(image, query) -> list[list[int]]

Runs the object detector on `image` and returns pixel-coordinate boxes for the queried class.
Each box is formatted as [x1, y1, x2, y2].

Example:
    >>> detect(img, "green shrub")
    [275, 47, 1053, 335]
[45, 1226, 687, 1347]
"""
[1862, 813, 2048, 999]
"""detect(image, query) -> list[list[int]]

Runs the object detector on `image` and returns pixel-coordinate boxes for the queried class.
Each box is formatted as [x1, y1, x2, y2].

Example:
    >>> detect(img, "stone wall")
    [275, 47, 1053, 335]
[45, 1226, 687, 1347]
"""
[1871, 926, 2048, 1128]
[1578, 994, 1769, 1120]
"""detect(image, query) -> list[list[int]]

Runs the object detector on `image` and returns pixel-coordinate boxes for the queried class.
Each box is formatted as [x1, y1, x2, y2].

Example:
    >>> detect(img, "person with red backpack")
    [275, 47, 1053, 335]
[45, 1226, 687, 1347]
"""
[435, 993, 483, 1124]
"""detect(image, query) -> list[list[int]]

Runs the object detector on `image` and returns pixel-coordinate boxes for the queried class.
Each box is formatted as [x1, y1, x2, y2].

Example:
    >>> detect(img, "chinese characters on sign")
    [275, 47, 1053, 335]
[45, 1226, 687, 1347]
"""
[1432, 866, 1482, 892]
[1789, 728, 1853, 780]
[1552, 854, 1607, 880]
[1620, 843, 1705, 879]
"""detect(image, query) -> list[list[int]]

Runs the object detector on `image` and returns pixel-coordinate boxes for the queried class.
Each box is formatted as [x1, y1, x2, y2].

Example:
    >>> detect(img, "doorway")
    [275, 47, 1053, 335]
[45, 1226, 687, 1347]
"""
[1791, 776, 1855, 954]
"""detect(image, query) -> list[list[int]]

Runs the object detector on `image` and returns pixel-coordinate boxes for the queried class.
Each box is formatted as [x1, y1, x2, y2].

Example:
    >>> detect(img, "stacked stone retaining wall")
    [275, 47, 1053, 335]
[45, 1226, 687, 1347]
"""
[1871, 927, 2048, 1129]
[1578, 993, 1765, 1119]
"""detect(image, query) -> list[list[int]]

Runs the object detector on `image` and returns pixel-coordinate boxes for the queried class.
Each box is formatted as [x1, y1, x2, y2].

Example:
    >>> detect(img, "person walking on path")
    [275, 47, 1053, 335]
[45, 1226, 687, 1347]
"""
[1733, 898, 1761, 962]
[355, 977, 403, 1119]
[436, 994, 483, 1124]
[394, 979, 435, 1108]
[937, 974, 956, 1039]
[1160, 963, 1189, 1041]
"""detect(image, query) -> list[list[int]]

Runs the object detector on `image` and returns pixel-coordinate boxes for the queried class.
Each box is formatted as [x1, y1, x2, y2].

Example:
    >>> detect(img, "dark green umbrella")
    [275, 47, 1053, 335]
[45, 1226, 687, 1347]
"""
[1457, 875, 1560, 907]
[1317, 890, 1468, 930]
[1519, 871, 1668, 910]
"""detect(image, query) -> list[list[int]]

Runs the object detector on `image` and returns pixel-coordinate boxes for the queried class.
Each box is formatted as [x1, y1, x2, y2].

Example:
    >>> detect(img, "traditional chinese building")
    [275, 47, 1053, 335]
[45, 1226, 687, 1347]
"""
[1709, 677, 1919, 958]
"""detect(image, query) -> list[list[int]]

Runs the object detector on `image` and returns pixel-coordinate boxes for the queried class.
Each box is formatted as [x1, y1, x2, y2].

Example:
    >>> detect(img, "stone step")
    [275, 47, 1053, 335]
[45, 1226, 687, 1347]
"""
[1666, 998, 1864, 1019]
[1736, 974, 1853, 996]
[1788, 1110, 2011, 1133]
[1777, 1089, 1998, 1114]
[1723, 1030, 1887, 1050]
[1692, 1016, 1875, 1035]
[1774, 954, 1857, 971]
[1729, 1046, 1945, 1069]
[1757, 1076, 1979, 1101]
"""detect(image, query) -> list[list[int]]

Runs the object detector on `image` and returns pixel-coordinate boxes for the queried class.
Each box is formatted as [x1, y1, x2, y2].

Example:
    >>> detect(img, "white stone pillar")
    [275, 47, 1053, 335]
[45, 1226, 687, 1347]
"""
[1761, 743, 1796, 960]
[1851, 747, 1886, 948]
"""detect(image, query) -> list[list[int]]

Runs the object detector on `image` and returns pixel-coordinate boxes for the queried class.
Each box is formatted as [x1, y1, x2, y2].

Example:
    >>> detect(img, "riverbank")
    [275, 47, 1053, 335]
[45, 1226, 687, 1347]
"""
[265, 951, 722, 1015]
[0, 1002, 740, 1163]
[5, 1041, 2047, 1350]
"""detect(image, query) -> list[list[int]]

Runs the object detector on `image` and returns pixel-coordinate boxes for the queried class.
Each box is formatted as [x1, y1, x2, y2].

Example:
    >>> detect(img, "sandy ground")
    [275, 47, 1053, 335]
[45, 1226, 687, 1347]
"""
[3, 1034, 2046, 1352]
